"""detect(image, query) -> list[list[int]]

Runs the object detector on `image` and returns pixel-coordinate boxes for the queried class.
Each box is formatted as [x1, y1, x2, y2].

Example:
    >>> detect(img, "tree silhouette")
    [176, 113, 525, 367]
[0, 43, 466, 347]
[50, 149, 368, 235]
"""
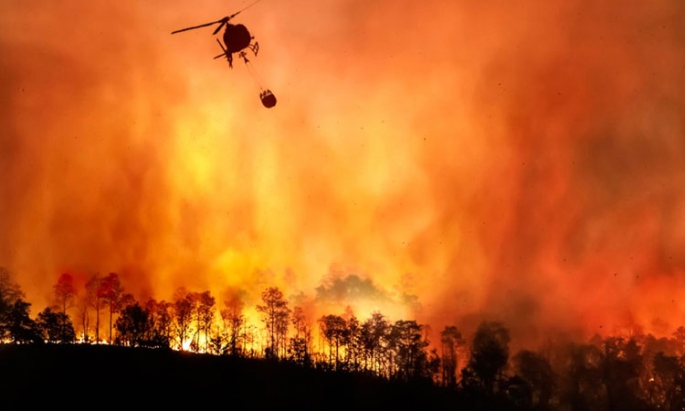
[390, 320, 430, 381]
[0, 268, 41, 343]
[37, 307, 76, 343]
[119, 293, 136, 310]
[193, 291, 215, 352]
[360, 312, 390, 374]
[220, 293, 245, 356]
[513, 349, 555, 408]
[673, 326, 685, 357]
[257, 287, 290, 359]
[464, 321, 510, 395]
[74, 282, 90, 342]
[650, 351, 685, 411]
[85, 273, 104, 343]
[53, 272, 76, 315]
[559, 342, 604, 411]
[115, 302, 150, 347]
[145, 298, 173, 348]
[5, 299, 42, 343]
[427, 348, 442, 384]
[344, 311, 361, 371]
[173, 287, 194, 350]
[319, 314, 348, 370]
[0, 267, 24, 341]
[440, 325, 463, 387]
[289, 306, 312, 366]
[600, 337, 648, 411]
[99, 272, 124, 344]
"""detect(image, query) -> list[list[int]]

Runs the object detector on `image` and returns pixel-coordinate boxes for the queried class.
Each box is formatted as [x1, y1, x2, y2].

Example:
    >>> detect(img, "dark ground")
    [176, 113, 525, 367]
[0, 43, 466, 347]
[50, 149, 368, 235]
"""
[0, 344, 485, 410]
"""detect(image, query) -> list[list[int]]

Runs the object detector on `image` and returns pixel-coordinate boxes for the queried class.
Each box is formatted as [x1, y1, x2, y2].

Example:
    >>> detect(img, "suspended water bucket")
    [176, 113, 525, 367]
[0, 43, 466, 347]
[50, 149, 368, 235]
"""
[260, 90, 277, 108]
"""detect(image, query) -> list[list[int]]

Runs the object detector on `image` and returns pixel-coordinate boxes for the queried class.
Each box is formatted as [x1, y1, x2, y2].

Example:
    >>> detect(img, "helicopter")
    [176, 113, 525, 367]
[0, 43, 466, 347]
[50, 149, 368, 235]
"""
[172, 7, 277, 108]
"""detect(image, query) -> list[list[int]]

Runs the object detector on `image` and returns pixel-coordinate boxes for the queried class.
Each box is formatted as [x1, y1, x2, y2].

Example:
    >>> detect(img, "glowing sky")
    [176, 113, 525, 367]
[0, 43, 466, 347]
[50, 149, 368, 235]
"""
[1, 0, 684, 343]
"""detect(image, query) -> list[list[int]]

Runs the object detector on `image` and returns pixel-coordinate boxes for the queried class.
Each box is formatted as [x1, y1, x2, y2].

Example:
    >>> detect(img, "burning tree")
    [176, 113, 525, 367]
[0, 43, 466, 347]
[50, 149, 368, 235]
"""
[53, 272, 76, 315]
[360, 312, 390, 374]
[85, 273, 104, 343]
[289, 306, 312, 366]
[193, 290, 215, 352]
[389, 320, 430, 381]
[257, 287, 290, 359]
[173, 287, 194, 350]
[649, 351, 685, 411]
[147, 299, 174, 348]
[221, 291, 246, 356]
[98, 272, 124, 344]
[513, 349, 555, 408]
[319, 314, 349, 370]
[440, 325, 463, 387]
[463, 321, 510, 395]
[344, 312, 362, 371]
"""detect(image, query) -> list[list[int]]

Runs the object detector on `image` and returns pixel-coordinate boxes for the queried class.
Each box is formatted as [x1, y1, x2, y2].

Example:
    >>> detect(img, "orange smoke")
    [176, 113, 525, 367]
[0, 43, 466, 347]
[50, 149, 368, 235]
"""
[1, 0, 684, 345]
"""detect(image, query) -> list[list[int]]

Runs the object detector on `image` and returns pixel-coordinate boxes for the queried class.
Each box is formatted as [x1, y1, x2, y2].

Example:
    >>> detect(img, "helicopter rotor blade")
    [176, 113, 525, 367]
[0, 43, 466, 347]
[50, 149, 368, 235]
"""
[171, 0, 262, 35]
[212, 18, 229, 35]
[171, 4, 252, 36]
[230, 0, 264, 20]
[171, 18, 226, 35]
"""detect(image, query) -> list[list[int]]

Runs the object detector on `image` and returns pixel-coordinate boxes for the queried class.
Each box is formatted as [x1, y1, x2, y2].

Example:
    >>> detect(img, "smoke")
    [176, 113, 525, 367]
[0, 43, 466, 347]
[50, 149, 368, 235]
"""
[434, 0, 685, 341]
[1, 0, 684, 345]
[0, 2, 186, 298]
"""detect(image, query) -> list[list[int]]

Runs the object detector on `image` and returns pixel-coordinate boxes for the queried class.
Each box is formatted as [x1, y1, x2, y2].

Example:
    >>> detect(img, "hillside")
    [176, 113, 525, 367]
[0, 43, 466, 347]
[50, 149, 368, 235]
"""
[0, 344, 497, 410]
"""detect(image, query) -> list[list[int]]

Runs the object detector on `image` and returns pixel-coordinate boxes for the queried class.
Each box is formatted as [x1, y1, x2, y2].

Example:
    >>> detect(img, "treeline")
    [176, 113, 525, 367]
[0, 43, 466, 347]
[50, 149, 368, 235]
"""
[1, 267, 685, 410]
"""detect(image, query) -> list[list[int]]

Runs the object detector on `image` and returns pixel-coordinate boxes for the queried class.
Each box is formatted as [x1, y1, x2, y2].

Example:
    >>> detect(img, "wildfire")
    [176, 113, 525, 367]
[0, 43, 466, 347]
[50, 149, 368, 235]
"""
[1, 0, 684, 348]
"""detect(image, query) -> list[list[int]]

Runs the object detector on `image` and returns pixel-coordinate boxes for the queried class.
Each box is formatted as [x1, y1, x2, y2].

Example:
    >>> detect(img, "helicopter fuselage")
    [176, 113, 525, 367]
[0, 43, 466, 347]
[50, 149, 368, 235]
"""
[223, 23, 252, 54]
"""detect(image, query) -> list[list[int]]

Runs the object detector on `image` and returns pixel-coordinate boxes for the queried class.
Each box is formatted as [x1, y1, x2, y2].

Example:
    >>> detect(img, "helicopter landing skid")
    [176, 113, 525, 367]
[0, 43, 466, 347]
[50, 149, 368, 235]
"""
[214, 39, 235, 68]
[239, 51, 250, 64]
[249, 42, 259, 56]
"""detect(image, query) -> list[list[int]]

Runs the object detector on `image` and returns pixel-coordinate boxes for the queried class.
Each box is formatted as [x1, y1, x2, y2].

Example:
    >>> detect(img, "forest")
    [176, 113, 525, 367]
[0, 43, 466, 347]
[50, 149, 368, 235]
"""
[1, 266, 684, 410]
